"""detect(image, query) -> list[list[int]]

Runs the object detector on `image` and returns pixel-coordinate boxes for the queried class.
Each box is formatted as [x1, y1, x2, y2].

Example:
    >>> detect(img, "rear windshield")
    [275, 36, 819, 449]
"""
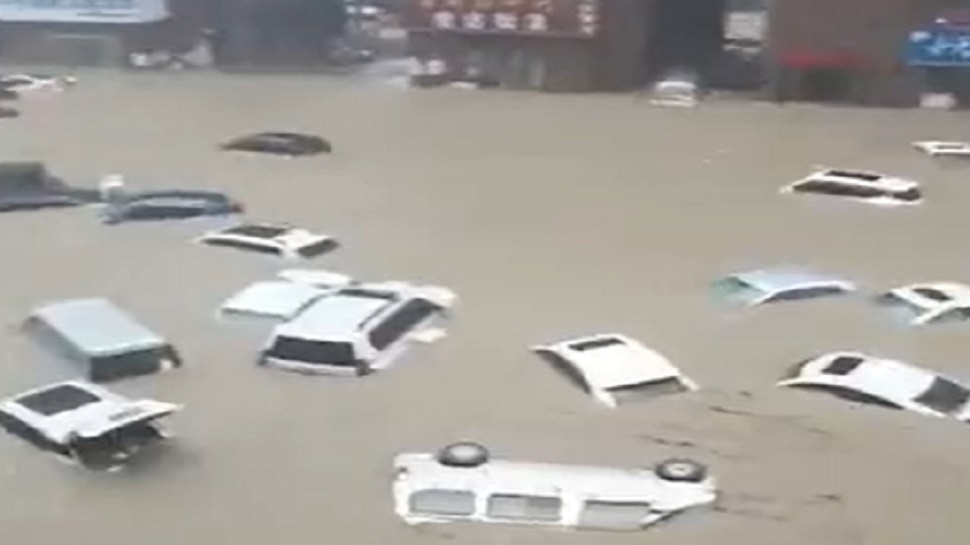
[267, 336, 357, 366]
[17, 384, 100, 416]
[827, 170, 881, 181]
[296, 238, 338, 258]
[606, 377, 689, 404]
[914, 377, 970, 414]
[875, 292, 927, 323]
[90, 347, 172, 382]
[569, 337, 624, 351]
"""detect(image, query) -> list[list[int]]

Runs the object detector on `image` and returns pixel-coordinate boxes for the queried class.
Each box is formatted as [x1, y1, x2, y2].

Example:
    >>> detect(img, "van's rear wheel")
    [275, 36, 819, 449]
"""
[437, 442, 489, 467]
[655, 458, 707, 483]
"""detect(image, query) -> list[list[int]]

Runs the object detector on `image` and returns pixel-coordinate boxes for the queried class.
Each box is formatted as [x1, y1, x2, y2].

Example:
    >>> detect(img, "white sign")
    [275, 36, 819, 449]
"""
[0, 0, 169, 24]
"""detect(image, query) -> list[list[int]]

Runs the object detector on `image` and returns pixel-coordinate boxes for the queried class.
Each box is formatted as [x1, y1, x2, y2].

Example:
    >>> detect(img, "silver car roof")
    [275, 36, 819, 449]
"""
[28, 298, 167, 357]
[733, 267, 851, 293]
[275, 289, 398, 339]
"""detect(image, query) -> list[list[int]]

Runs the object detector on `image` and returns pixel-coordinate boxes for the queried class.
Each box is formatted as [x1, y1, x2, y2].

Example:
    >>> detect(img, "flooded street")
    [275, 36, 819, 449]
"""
[1, 71, 970, 544]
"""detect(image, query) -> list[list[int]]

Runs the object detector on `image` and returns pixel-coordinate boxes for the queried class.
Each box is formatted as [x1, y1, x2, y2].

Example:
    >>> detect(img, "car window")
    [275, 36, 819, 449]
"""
[826, 170, 882, 182]
[914, 377, 970, 414]
[928, 307, 970, 325]
[486, 494, 562, 522]
[409, 489, 476, 517]
[875, 292, 927, 323]
[17, 385, 100, 416]
[786, 383, 904, 410]
[913, 288, 951, 302]
[267, 337, 358, 366]
[203, 238, 281, 256]
[765, 286, 845, 303]
[822, 356, 864, 376]
[577, 501, 652, 530]
[803, 180, 885, 199]
[368, 299, 439, 351]
[296, 238, 339, 259]
[569, 337, 624, 351]
[89, 347, 168, 382]
[535, 350, 591, 394]
[710, 276, 766, 305]
[606, 377, 690, 404]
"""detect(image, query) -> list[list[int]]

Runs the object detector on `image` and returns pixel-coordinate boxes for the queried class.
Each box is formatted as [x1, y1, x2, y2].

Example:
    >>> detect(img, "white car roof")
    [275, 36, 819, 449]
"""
[394, 453, 704, 501]
[888, 282, 970, 309]
[201, 223, 332, 248]
[536, 334, 682, 390]
[731, 267, 854, 295]
[913, 141, 970, 154]
[782, 352, 937, 403]
[220, 281, 327, 320]
[274, 288, 399, 339]
[1, 381, 180, 443]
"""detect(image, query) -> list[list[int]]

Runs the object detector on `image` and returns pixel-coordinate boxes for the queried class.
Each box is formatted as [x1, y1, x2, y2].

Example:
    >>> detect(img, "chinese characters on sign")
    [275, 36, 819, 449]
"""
[409, 0, 600, 38]
[906, 27, 970, 67]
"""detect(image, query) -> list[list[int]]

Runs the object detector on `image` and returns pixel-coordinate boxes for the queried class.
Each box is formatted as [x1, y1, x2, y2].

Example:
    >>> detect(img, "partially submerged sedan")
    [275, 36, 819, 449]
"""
[101, 190, 243, 224]
[913, 141, 970, 158]
[532, 334, 698, 408]
[0, 381, 180, 470]
[711, 267, 856, 307]
[779, 351, 970, 421]
[221, 132, 331, 157]
[875, 282, 970, 326]
[196, 222, 339, 260]
[781, 168, 922, 206]
[393, 442, 717, 531]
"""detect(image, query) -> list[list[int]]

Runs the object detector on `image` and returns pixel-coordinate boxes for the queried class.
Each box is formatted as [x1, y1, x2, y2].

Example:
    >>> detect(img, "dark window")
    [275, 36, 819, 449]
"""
[822, 356, 864, 376]
[409, 489, 476, 516]
[569, 337, 624, 351]
[486, 494, 562, 522]
[798, 180, 885, 199]
[826, 170, 882, 182]
[895, 188, 922, 202]
[914, 377, 970, 414]
[766, 286, 845, 303]
[267, 337, 358, 366]
[535, 350, 591, 394]
[607, 377, 690, 404]
[929, 307, 970, 324]
[222, 224, 288, 238]
[203, 238, 281, 256]
[89, 347, 170, 383]
[296, 238, 339, 259]
[578, 501, 652, 530]
[913, 288, 952, 302]
[786, 383, 904, 410]
[16, 385, 100, 416]
[338, 288, 397, 301]
[368, 299, 440, 350]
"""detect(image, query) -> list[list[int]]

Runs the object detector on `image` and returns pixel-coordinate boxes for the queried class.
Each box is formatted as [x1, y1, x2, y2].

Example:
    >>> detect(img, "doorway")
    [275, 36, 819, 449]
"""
[644, 0, 727, 80]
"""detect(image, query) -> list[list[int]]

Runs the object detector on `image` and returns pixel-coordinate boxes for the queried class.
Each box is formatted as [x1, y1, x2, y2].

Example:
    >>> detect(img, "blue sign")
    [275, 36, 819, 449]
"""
[906, 27, 970, 67]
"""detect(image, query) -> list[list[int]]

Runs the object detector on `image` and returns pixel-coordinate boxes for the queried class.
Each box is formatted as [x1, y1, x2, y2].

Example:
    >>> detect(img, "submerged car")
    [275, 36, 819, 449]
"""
[101, 190, 243, 224]
[221, 132, 331, 156]
[912, 141, 970, 158]
[874, 282, 970, 326]
[781, 168, 922, 206]
[259, 281, 455, 375]
[0, 381, 180, 470]
[0, 162, 100, 212]
[0, 74, 76, 94]
[779, 351, 970, 421]
[196, 222, 339, 260]
[393, 442, 716, 531]
[532, 334, 698, 408]
[711, 267, 856, 307]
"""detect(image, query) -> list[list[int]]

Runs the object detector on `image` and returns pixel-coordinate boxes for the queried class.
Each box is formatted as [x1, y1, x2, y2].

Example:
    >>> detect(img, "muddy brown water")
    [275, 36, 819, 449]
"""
[1, 71, 970, 544]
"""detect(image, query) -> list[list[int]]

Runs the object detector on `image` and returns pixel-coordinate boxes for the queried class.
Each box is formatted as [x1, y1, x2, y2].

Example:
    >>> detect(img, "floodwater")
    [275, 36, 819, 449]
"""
[1, 71, 970, 544]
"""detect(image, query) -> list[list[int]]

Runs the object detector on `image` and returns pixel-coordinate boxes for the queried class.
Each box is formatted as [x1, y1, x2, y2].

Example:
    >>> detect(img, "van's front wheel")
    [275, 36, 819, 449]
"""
[655, 459, 707, 483]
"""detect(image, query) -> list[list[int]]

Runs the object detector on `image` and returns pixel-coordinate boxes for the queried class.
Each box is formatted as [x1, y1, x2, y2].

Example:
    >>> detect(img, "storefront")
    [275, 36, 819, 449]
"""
[904, 14, 970, 107]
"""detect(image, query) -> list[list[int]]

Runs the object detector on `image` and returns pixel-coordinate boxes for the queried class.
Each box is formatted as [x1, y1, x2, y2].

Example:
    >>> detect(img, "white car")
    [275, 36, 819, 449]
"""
[259, 281, 456, 375]
[711, 266, 856, 307]
[0, 381, 181, 470]
[875, 282, 970, 326]
[393, 442, 717, 531]
[781, 168, 922, 206]
[196, 222, 339, 260]
[913, 141, 970, 158]
[778, 351, 970, 421]
[0, 74, 76, 94]
[532, 334, 698, 408]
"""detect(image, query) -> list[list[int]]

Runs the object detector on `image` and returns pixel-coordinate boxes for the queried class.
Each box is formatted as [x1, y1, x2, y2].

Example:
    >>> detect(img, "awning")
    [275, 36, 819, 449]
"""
[778, 50, 866, 69]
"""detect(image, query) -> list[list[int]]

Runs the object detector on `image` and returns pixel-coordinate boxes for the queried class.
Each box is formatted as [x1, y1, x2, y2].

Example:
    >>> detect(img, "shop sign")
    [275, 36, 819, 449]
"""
[0, 0, 168, 24]
[906, 26, 970, 67]
[405, 0, 600, 38]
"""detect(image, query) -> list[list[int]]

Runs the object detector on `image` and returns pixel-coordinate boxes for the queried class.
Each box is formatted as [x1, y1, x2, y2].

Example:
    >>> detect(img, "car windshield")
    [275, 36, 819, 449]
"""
[606, 377, 689, 405]
[827, 170, 882, 182]
[914, 377, 970, 415]
[17, 384, 100, 416]
[875, 293, 927, 324]
[711, 276, 766, 305]
[296, 238, 338, 258]
[267, 337, 357, 366]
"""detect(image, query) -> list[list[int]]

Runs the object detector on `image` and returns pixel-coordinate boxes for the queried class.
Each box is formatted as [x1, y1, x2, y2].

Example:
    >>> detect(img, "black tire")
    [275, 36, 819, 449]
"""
[655, 458, 707, 483]
[436, 441, 489, 468]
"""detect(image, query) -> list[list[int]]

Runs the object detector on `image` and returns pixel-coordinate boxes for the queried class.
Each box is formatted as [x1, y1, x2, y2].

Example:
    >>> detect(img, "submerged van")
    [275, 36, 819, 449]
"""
[393, 442, 717, 532]
[24, 298, 182, 383]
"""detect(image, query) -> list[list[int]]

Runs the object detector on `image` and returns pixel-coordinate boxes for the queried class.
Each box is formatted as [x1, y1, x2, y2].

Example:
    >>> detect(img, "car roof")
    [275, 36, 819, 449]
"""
[547, 334, 680, 389]
[394, 453, 679, 500]
[274, 288, 399, 339]
[798, 352, 937, 401]
[28, 298, 167, 356]
[221, 281, 327, 319]
[732, 267, 852, 294]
